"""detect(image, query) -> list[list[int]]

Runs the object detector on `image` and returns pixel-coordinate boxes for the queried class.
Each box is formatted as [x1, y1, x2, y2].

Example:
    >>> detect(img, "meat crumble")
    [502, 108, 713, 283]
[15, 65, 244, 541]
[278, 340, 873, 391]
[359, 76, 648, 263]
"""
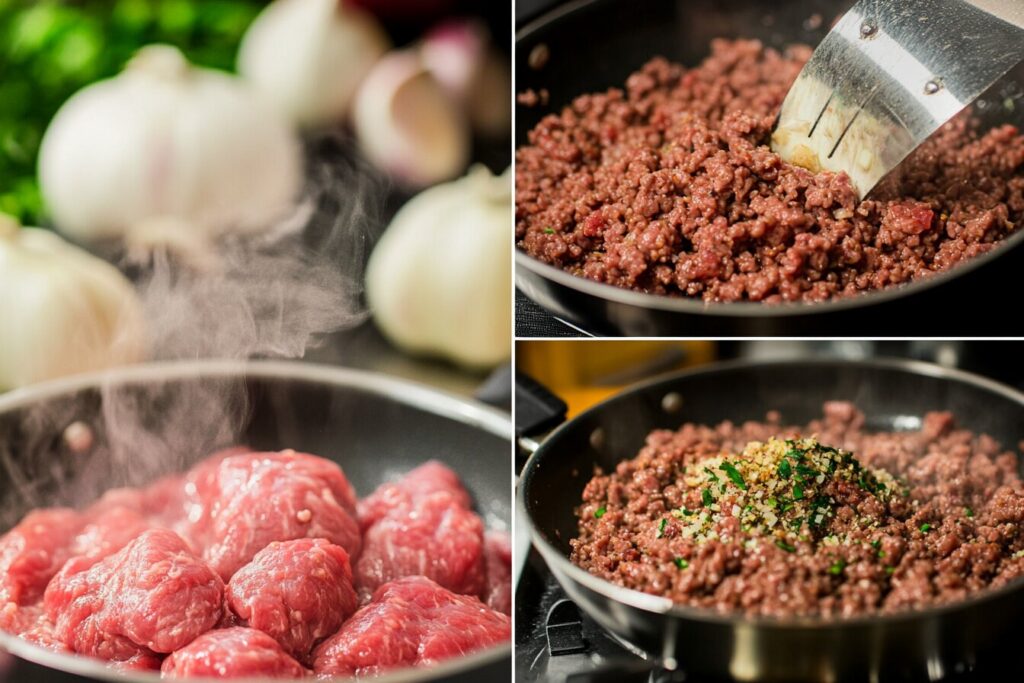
[516, 39, 1024, 303]
[571, 402, 1024, 617]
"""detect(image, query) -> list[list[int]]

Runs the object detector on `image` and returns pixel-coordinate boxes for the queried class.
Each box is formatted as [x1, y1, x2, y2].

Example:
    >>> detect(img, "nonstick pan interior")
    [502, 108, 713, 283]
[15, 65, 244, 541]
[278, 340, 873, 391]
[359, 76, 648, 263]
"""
[0, 360, 512, 683]
[514, 0, 1024, 336]
[523, 358, 1024, 558]
[519, 358, 1024, 681]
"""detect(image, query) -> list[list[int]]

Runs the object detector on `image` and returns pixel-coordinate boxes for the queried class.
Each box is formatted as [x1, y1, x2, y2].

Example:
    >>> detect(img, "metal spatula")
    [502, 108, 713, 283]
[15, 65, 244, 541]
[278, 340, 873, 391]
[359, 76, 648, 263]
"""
[771, 0, 1024, 198]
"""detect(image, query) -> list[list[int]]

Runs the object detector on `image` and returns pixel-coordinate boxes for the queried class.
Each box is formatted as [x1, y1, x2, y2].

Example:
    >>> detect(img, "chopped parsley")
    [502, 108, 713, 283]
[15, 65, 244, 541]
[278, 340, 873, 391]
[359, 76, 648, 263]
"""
[702, 488, 714, 507]
[719, 461, 748, 490]
[657, 518, 668, 538]
[543, 227, 555, 234]
[919, 523, 932, 533]
[674, 557, 689, 569]
[793, 483, 805, 500]
[777, 458, 792, 479]
[594, 506, 606, 519]
[885, 566, 896, 575]
[828, 559, 846, 575]
[775, 540, 796, 553]
[964, 506, 974, 518]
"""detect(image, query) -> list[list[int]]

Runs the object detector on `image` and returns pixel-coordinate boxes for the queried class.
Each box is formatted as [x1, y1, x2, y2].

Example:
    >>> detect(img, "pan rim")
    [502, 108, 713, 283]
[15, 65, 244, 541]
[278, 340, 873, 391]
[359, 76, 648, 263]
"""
[519, 356, 1024, 630]
[0, 359, 512, 682]
[0, 359, 511, 439]
[513, 0, 1024, 320]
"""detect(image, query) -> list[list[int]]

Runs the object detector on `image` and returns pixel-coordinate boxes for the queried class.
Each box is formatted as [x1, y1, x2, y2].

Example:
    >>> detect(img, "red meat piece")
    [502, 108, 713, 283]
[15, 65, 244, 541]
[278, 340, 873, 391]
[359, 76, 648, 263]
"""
[355, 490, 486, 600]
[227, 539, 357, 659]
[0, 508, 81, 606]
[483, 531, 512, 615]
[183, 450, 360, 578]
[357, 461, 472, 531]
[356, 462, 485, 599]
[44, 529, 224, 661]
[0, 603, 65, 652]
[161, 627, 307, 679]
[311, 577, 510, 677]
[73, 506, 151, 561]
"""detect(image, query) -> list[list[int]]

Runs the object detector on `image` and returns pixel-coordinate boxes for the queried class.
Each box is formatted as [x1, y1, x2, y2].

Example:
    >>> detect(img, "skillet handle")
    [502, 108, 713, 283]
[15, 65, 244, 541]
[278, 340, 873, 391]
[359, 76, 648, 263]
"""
[515, 371, 568, 439]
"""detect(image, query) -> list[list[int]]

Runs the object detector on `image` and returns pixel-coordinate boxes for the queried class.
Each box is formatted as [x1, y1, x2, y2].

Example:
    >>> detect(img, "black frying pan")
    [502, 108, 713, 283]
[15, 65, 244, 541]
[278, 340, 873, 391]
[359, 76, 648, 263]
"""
[517, 358, 1024, 681]
[0, 360, 511, 683]
[514, 0, 1024, 336]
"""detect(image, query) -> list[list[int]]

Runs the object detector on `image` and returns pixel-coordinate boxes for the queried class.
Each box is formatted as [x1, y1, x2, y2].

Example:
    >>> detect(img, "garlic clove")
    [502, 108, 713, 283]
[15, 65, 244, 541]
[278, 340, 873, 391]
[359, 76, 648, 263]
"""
[238, 0, 391, 128]
[353, 49, 470, 188]
[420, 19, 488, 101]
[420, 20, 511, 138]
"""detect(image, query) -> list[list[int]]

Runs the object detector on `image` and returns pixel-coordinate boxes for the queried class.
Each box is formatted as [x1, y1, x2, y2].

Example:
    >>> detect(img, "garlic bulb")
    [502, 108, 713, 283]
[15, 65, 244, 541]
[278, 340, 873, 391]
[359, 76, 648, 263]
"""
[39, 45, 302, 245]
[366, 166, 510, 368]
[0, 216, 145, 390]
[238, 0, 390, 127]
[421, 20, 512, 138]
[353, 49, 470, 188]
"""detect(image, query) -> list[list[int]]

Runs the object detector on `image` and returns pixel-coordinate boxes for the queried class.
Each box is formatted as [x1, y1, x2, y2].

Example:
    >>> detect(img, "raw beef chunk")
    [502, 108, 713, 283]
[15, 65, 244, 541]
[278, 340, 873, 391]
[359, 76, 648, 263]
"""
[356, 463, 485, 598]
[0, 508, 81, 606]
[73, 506, 151, 561]
[357, 461, 472, 530]
[185, 451, 361, 579]
[227, 539, 357, 659]
[312, 577, 510, 677]
[483, 531, 512, 615]
[43, 529, 223, 660]
[161, 627, 307, 679]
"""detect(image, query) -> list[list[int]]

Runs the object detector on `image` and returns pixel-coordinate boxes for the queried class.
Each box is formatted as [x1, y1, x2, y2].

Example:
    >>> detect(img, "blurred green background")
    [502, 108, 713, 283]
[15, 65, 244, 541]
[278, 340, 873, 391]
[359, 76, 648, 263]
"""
[0, 0, 264, 224]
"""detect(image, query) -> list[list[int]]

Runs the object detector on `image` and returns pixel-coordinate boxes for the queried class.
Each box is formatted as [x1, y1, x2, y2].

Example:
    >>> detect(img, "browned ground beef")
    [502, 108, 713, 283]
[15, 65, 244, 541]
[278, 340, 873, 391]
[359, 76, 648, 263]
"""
[571, 402, 1024, 617]
[516, 39, 1024, 303]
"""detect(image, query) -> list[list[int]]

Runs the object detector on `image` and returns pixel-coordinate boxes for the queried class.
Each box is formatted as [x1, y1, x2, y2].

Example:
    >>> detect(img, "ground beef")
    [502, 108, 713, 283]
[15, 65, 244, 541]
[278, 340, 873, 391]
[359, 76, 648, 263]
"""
[43, 529, 224, 660]
[160, 627, 307, 679]
[226, 539, 358, 660]
[311, 576, 511, 678]
[571, 402, 1024, 616]
[516, 39, 1024, 302]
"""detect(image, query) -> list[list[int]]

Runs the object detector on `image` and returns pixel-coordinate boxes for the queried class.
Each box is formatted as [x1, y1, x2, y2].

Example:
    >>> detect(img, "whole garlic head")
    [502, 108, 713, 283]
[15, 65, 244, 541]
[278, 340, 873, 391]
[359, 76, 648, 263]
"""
[0, 216, 146, 390]
[39, 45, 302, 245]
[366, 166, 510, 368]
[238, 0, 390, 127]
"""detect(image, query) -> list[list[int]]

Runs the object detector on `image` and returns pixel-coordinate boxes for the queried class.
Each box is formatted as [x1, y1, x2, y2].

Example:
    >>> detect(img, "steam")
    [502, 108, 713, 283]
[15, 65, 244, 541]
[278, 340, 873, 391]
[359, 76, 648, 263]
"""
[0, 134, 387, 522]
[141, 134, 383, 361]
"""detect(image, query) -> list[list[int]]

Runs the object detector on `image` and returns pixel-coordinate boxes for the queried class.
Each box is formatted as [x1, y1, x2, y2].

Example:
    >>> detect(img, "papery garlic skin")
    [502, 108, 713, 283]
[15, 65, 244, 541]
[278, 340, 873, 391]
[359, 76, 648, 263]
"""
[353, 49, 470, 188]
[366, 166, 510, 368]
[238, 0, 390, 127]
[39, 45, 302, 244]
[0, 217, 146, 390]
[420, 20, 511, 138]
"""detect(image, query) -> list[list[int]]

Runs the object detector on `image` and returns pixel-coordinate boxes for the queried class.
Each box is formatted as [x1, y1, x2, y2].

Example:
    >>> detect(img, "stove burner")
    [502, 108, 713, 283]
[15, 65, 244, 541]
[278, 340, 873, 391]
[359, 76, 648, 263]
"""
[546, 600, 587, 656]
